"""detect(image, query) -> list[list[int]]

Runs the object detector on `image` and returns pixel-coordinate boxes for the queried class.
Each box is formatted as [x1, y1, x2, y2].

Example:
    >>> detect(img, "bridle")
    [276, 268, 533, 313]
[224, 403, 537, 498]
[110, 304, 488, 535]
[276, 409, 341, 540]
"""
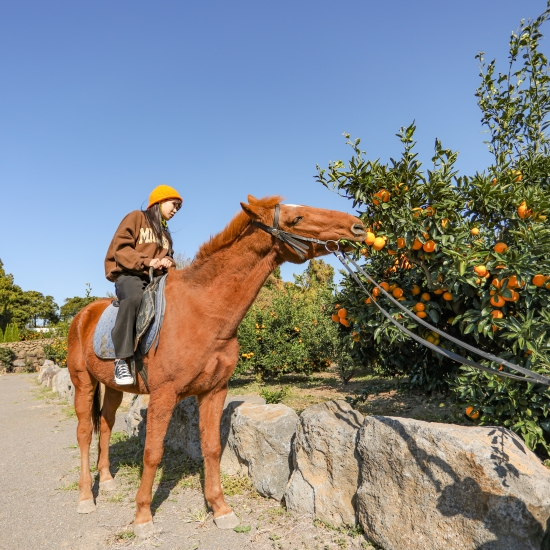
[252, 203, 550, 386]
[252, 204, 334, 260]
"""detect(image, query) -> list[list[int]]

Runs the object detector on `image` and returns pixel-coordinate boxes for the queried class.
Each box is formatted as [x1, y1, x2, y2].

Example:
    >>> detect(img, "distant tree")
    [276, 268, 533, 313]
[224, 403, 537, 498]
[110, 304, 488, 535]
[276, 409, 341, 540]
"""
[60, 283, 99, 321]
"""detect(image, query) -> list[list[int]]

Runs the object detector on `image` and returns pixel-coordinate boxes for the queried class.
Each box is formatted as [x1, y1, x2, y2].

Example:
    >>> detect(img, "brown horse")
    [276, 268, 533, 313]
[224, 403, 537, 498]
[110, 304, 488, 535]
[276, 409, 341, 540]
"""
[67, 195, 366, 535]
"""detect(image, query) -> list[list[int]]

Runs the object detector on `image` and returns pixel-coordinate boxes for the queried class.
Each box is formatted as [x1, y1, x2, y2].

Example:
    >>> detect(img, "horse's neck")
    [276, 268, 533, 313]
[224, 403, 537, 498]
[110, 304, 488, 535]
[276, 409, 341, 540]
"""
[180, 230, 280, 334]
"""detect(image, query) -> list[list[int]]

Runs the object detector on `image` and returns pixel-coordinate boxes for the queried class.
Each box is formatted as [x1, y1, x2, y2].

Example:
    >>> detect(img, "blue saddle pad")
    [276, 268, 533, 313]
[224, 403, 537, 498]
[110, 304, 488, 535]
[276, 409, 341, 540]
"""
[93, 274, 167, 359]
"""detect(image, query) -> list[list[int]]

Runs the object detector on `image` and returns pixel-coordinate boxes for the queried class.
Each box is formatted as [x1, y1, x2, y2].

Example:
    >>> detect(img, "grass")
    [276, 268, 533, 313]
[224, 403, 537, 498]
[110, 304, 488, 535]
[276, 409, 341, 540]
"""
[59, 480, 79, 491]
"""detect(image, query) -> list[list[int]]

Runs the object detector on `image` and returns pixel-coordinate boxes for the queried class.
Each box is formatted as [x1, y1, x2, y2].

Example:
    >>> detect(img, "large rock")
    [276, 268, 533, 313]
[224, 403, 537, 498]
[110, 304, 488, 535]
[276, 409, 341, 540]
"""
[52, 368, 75, 403]
[284, 400, 363, 526]
[39, 362, 60, 389]
[223, 403, 298, 500]
[356, 416, 550, 550]
[126, 394, 150, 439]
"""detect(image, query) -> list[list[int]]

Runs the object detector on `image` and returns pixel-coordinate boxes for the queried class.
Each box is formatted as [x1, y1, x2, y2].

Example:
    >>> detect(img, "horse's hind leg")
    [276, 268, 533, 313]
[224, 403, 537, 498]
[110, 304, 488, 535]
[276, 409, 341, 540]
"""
[73, 372, 99, 514]
[97, 386, 124, 492]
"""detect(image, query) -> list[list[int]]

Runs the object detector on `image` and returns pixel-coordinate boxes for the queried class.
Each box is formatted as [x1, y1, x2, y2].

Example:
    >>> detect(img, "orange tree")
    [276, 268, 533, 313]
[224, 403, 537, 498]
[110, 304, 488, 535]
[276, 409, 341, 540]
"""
[316, 6, 550, 455]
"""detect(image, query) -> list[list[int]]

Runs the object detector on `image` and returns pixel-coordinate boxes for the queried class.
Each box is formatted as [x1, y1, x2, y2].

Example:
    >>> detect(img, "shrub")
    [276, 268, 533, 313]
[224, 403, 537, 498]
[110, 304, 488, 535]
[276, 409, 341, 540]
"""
[43, 338, 68, 368]
[316, 7, 550, 454]
[236, 259, 351, 380]
[0, 347, 15, 370]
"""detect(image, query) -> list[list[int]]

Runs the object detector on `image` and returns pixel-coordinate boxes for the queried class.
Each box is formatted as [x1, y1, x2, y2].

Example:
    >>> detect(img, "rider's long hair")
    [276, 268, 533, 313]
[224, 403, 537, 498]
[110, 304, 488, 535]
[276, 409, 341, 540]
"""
[142, 203, 175, 256]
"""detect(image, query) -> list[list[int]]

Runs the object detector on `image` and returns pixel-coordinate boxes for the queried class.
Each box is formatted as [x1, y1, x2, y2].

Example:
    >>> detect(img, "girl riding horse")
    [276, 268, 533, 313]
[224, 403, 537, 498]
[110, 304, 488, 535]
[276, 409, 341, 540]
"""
[104, 184, 182, 384]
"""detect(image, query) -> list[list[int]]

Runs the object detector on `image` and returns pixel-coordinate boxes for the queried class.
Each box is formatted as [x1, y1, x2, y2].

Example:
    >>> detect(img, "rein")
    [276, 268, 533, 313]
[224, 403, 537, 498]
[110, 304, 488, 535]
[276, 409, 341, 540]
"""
[252, 204, 550, 386]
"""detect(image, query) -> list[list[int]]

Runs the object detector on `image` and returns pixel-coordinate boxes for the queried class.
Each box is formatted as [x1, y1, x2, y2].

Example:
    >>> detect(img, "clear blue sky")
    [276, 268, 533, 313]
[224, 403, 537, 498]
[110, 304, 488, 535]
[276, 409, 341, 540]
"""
[1, 0, 547, 308]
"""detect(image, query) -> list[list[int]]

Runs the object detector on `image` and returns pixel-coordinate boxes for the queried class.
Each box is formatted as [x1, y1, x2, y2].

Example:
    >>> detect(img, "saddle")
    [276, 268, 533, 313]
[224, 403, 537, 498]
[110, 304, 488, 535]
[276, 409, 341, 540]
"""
[93, 269, 168, 390]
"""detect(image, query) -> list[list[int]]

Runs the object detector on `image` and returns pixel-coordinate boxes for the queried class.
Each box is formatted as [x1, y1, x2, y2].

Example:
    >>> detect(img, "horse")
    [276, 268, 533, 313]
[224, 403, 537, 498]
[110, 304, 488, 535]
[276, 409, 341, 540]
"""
[67, 195, 366, 536]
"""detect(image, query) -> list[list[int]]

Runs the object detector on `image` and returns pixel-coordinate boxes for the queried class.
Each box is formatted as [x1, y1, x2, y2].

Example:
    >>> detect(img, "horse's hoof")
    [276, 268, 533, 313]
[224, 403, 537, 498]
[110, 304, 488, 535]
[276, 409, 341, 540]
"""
[99, 479, 117, 492]
[214, 511, 239, 529]
[77, 499, 96, 514]
[134, 521, 156, 538]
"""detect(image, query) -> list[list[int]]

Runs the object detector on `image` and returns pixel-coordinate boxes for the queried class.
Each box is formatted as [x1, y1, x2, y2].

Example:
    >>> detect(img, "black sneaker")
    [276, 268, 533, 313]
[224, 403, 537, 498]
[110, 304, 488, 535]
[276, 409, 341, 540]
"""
[114, 359, 134, 385]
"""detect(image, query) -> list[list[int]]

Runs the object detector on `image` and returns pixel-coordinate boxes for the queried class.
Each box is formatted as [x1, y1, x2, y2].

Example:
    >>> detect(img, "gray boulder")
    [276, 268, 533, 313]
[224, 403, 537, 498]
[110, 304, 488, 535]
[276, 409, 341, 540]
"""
[223, 403, 298, 500]
[40, 362, 61, 389]
[284, 400, 364, 526]
[356, 416, 550, 550]
[52, 368, 75, 403]
[126, 394, 150, 440]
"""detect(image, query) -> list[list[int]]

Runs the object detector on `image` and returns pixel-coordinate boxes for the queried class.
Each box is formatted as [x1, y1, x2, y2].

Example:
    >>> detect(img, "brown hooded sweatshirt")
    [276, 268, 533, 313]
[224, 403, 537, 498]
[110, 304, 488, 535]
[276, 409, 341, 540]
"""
[104, 210, 172, 282]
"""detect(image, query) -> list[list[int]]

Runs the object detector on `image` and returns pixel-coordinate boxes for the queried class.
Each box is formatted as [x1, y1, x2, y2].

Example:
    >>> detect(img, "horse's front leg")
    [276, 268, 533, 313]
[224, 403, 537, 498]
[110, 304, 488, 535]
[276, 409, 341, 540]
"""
[97, 385, 124, 491]
[198, 385, 239, 529]
[133, 391, 177, 536]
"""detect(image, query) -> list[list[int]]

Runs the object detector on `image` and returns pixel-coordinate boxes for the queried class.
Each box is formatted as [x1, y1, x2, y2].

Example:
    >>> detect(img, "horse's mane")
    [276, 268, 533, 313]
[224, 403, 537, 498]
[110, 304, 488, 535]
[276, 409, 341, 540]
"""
[194, 195, 283, 262]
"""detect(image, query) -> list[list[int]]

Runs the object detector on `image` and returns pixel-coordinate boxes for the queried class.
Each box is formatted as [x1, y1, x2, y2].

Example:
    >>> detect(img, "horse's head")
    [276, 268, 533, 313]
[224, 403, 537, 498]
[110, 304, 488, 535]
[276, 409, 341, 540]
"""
[241, 195, 366, 263]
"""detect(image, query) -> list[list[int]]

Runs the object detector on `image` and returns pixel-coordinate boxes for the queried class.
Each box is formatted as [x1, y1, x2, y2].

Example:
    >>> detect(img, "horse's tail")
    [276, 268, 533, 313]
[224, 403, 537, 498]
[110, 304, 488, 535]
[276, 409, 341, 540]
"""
[91, 383, 101, 435]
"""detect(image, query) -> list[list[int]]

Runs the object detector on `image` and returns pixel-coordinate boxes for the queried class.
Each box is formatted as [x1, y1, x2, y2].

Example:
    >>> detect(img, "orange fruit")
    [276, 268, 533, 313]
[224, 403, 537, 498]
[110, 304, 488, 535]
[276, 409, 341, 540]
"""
[491, 310, 504, 319]
[331, 314, 340, 323]
[360, 247, 368, 256]
[490, 295, 506, 308]
[491, 278, 502, 289]
[424, 206, 434, 216]
[379, 282, 390, 291]
[512, 170, 522, 182]
[423, 240, 436, 253]
[412, 207, 422, 218]
[421, 292, 431, 302]
[471, 227, 480, 236]
[507, 275, 523, 288]
[412, 238, 423, 250]
[373, 189, 391, 205]
[491, 177, 497, 186]
[465, 406, 480, 420]
[416, 311, 427, 319]
[340, 318, 350, 327]
[392, 287, 404, 298]
[365, 232, 376, 246]
[441, 218, 449, 229]
[474, 265, 488, 277]
[433, 288, 445, 295]
[503, 290, 519, 302]
[364, 297, 374, 305]
[388, 249, 396, 255]
[397, 237, 406, 248]
[373, 237, 386, 251]
[546, 282, 550, 290]
[372, 287, 380, 297]
[414, 302, 425, 312]
[494, 242, 508, 254]
[518, 201, 531, 219]
[411, 285, 421, 296]
[532, 274, 546, 287]
[443, 292, 453, 301]
[338, 308, 348, 318]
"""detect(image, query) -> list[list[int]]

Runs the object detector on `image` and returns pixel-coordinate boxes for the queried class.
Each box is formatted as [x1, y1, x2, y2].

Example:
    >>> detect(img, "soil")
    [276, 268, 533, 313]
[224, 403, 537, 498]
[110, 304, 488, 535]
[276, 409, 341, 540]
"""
[0, 373, 377, 550]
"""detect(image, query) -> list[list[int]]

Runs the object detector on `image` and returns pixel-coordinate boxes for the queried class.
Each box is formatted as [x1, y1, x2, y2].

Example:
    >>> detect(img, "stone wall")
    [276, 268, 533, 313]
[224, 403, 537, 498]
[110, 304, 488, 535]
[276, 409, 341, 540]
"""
[0, 338, 56, 372]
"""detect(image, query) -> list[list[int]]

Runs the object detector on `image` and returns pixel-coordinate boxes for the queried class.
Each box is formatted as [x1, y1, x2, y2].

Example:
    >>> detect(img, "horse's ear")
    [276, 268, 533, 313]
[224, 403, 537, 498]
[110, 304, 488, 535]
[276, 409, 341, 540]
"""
[248, 194, 259, 204]
[240, 202, 264, 220]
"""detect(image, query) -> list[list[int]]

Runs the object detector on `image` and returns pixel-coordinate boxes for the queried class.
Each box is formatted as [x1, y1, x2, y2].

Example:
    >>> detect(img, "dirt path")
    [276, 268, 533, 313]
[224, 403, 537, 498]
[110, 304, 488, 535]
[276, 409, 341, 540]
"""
[0, 374, 373, 550]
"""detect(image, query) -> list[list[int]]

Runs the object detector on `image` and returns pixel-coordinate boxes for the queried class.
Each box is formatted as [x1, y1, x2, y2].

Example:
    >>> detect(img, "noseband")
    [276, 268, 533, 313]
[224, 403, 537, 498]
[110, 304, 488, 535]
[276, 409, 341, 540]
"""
[252, 204, 335, 259]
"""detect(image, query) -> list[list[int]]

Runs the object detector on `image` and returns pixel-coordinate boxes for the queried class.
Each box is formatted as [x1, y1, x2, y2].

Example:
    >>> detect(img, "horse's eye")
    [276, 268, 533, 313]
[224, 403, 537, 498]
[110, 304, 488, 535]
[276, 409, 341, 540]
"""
[292, 216, 303, 225]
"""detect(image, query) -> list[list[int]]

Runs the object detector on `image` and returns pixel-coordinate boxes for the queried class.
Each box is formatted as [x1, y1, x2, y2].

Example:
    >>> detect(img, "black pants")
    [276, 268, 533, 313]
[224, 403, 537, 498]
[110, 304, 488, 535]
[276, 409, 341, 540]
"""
[111, 274, 148, 358]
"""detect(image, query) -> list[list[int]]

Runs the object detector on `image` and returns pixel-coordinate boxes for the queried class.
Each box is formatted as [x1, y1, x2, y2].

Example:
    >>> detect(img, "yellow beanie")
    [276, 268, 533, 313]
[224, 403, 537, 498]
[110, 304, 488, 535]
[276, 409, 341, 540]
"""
[147, 185, 183, 209]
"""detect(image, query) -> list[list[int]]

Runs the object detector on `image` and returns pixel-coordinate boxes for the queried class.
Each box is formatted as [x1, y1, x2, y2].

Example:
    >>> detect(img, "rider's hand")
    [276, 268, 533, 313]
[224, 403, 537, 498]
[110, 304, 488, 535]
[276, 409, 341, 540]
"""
[159, 257, 174, 269]
[148, 258, 161, 269]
